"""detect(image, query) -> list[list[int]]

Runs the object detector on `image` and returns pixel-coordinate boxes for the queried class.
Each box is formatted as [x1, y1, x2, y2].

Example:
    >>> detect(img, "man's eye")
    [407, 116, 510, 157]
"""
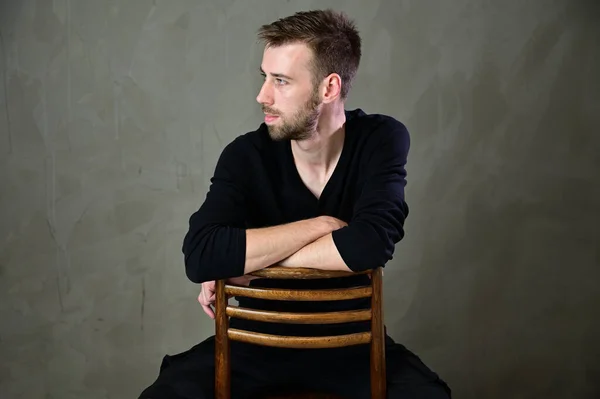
[275, 78, 286, 85]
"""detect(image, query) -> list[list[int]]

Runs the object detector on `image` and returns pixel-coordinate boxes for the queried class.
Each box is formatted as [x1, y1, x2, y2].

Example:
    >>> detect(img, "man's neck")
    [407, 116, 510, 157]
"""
[291, 102, 346, 172]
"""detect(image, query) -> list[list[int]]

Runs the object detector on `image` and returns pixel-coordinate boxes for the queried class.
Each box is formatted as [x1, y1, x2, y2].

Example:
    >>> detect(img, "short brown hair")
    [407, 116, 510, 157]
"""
[257, 9, 362, 100]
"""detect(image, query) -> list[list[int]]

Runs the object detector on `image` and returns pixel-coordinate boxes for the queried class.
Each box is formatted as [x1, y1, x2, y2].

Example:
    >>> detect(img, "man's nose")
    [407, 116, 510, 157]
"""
[256, 81, 273, 105]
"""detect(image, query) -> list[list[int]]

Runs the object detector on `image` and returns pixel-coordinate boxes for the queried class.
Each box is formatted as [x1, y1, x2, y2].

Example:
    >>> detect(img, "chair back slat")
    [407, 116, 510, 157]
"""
[226, 306, 371, 324]
[228, 329, 372, 349]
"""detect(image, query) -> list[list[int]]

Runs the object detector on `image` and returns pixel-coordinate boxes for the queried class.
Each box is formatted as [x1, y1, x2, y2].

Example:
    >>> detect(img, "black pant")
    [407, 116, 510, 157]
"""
[139, 336, 451, 398]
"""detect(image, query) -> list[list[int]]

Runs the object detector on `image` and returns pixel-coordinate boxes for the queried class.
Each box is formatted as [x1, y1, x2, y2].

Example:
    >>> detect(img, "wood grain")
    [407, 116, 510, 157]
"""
[370, 267, 386, 399]
[250, 265, 370, 279]
[215, 279, 230, 399]
[226, 306, 371, 324]
[228, 328, 372, 349]
[224, 285, 372, 301]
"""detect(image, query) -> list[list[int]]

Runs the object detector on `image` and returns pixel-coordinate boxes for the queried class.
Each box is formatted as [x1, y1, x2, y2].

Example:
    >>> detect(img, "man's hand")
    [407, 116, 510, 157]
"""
[198, 275, 259, 319]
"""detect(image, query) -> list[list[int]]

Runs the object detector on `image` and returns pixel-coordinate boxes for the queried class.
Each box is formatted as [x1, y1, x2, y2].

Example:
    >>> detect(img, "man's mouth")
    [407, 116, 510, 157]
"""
[264, 114, 279, 123]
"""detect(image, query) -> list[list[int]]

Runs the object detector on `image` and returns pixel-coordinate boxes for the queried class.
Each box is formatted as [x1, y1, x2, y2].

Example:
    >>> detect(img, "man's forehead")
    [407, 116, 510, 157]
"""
[261, 43, 313, 77]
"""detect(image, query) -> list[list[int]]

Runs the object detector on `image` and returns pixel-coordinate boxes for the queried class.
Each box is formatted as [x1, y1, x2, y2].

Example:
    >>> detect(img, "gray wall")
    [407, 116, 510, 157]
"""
[1, 0, 598, 398]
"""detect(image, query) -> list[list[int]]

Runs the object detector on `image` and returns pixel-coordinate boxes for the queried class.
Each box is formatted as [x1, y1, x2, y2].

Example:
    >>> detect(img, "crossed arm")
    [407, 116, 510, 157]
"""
[277, 232, 349, 271]
[240, 215, 350, 274]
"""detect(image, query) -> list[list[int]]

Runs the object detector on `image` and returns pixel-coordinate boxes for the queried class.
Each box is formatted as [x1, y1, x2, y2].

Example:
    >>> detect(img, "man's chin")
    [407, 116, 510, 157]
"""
[267, 124, 314, 142]
[266, 127, 287, 141]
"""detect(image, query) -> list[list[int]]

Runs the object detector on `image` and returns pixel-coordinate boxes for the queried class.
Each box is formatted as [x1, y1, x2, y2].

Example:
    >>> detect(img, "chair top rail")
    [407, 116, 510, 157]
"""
[249, 266, 372, 280]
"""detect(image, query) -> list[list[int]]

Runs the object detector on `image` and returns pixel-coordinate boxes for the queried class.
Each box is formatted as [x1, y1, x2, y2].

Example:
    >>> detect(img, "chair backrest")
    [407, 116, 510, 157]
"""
[214, 266, 386, 399]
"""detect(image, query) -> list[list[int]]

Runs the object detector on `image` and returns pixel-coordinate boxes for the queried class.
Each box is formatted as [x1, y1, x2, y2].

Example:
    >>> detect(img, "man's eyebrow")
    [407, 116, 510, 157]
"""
[259, 67, 293, 81]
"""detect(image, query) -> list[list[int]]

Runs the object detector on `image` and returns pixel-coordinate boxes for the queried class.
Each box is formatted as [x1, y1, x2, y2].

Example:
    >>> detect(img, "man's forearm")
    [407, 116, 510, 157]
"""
[278, 233, 351, 272]
[243, 217, 339, 274]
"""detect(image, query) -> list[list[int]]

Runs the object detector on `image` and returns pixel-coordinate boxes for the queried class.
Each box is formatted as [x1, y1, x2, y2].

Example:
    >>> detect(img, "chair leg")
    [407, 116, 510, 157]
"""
[215, 279, 231, 399]
[370, 267, 386, 399]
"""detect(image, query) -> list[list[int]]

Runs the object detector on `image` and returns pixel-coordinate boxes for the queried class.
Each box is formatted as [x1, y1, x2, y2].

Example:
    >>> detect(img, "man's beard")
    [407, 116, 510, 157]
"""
[263, 90, 321, 142]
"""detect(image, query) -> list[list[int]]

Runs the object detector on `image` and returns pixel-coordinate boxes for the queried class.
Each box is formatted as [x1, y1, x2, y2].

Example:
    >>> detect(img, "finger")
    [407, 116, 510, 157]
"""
[200, 290, 210, 306]
[202, 303, 215, 319]
[203, 305, 214, 319]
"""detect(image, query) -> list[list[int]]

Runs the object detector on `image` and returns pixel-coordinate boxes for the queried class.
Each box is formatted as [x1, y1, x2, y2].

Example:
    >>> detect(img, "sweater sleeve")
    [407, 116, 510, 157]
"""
[182, 139, 248, 283]
[331, 121, 410, 272]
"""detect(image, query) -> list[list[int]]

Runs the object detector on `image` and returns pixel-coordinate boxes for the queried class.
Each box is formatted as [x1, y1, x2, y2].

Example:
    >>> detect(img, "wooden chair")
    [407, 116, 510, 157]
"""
[214, 266, 386, 399]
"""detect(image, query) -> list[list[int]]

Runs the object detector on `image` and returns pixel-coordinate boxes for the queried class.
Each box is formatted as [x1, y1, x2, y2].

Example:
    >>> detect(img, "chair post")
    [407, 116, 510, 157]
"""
[370, 267, 386, 399]
[215, 279, 230, 399]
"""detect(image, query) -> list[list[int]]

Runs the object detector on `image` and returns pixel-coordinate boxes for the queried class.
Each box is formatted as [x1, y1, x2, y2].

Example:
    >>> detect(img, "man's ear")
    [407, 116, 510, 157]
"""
[320, 73, 342, 104]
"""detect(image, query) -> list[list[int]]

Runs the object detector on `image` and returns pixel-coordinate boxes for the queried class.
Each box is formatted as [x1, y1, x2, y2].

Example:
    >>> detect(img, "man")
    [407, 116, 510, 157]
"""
[140, 9, 451, 399]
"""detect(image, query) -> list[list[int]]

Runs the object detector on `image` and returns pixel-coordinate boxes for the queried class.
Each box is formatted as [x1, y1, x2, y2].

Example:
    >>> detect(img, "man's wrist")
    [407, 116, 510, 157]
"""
[313, 216, 337, 236]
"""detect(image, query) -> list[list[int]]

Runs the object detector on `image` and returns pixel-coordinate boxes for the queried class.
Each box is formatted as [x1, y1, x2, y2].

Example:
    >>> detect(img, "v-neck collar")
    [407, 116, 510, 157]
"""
[285, 110, 354, 204]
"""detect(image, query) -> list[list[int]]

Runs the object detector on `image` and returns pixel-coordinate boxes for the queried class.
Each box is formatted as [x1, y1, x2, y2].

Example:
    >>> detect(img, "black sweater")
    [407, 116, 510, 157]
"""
[182, 108, 410, 337]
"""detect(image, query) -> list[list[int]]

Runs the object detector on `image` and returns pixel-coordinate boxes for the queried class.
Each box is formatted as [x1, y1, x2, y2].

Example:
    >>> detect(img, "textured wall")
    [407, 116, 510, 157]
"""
[1, 0, 598, 398]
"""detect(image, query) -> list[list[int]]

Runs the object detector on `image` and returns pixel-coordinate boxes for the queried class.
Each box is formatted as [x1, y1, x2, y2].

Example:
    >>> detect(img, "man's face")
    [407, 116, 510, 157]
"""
[256, 43, 323, 141]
